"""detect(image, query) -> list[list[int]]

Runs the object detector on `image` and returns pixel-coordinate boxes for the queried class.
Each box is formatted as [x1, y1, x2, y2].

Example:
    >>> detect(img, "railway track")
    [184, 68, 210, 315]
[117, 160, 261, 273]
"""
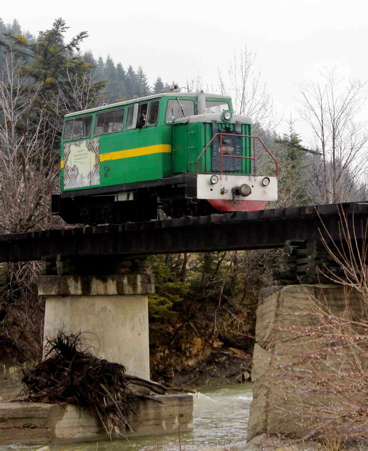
[0, 202, 367, 263]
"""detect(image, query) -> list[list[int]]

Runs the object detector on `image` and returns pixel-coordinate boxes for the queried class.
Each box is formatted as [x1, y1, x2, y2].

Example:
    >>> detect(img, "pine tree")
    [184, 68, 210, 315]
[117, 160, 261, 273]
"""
[153, 76, 165, 94]
[95, 56, 105, 81]
[83, 50, 96, 65]
[116, 63, 126, 83]
[275, 123, 312, 206]
[0, 18, 105, 149]
[136, 66, 150, 97]
[104, 55, 120, 102]
[125, 65, 138, 99]
[115, 63, 126, 100]
[9, 19, 21, 34]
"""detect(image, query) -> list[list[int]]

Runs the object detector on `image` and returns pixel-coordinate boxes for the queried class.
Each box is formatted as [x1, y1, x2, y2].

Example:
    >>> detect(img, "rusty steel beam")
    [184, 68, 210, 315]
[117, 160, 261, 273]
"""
[0, 202, 367, 262]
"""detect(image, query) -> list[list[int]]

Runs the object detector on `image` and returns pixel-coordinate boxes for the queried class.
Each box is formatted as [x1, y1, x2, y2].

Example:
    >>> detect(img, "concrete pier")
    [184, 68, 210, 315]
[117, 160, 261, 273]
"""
[38, 273, 154, 379]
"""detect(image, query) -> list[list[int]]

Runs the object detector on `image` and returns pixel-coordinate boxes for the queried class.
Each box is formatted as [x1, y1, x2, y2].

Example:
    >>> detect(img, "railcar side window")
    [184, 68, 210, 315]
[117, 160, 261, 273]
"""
[126, 105, 135, 129]
[63, 116, 92, 141]
[137, 103, 148, 128]
[205, 101, 229, 113]
[165, 99, 194, 123]
[147, 100, 160, 125]
[94, 108, 125, 136]
[63, 120, 74, 141]
[126, 100, 161, 130]
[136, 100, 160, 128]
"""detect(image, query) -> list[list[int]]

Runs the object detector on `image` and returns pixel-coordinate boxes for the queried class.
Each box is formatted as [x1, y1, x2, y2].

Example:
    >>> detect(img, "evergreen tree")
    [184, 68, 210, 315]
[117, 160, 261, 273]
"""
[104, 55, 116, 80]
[0, 17, 172, 104]
[116, 63, 126, 83]
[0, 19, 6, 71]
[275, 124, 312, 206]
[136, 66, 150, 97]
[153, 76, 165, 94]
[95, 56, 105, 81]
[9, 19, 22, 34]
[0, 18, 105, 150]
[104, 55, 120, 102]
[115, 63, 126, 100]
[83, 50, 96, 65]
[125, 65, 138, 99]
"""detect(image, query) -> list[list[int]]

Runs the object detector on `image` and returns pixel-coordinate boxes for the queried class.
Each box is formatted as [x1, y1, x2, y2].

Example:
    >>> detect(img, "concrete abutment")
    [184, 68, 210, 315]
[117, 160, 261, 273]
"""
[248, 284, 366, 441]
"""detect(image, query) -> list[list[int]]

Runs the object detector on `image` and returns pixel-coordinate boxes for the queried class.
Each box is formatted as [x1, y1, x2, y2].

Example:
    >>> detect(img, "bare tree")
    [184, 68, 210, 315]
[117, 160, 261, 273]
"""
[298, 69, 368, 204]
[56, 64, 106, 115]
[0, 24, 106, 364]
[218, 45, 276, 130]
[0, 53, 61, 234]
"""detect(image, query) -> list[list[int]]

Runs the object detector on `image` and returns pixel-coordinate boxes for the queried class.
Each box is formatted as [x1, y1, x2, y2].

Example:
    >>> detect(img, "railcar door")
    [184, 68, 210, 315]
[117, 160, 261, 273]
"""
[172, 123, 188, 173]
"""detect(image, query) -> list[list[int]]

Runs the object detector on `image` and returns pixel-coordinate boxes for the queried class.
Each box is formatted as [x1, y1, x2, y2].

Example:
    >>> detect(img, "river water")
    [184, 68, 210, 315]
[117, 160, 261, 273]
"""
[1, 380, 252, 451]
[53, 384, 252, 451]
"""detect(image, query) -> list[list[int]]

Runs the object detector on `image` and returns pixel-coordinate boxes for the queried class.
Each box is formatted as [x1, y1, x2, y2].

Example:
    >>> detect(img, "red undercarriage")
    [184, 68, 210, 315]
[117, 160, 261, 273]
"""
[208, 199, 268, 212]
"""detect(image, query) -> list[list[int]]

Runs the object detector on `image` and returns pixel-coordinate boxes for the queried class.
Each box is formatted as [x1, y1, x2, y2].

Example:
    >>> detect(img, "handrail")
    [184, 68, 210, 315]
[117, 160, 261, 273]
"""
[196, 133, 278, 177]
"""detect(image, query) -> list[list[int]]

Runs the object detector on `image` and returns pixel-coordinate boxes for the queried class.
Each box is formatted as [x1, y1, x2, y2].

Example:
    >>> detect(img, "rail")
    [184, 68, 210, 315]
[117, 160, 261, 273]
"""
[1, 203, 368, 262]
[196, 133, 278, 176]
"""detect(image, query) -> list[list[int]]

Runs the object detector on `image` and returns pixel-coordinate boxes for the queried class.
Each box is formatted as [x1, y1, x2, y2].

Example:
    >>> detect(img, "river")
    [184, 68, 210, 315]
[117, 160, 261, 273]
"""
[1, 381, 252, 451]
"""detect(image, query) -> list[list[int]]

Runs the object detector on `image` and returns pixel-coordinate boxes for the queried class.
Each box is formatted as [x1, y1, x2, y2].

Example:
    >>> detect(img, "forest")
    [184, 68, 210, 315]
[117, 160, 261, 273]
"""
[0, 17, 367, 385]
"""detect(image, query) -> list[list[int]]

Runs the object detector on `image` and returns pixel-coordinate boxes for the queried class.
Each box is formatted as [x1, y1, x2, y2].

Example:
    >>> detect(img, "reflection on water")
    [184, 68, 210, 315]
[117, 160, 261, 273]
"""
[0, 383, 252, 451]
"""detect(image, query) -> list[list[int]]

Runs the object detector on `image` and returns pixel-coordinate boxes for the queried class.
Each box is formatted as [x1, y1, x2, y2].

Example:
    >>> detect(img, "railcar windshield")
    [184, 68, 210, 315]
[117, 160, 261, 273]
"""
[165, 99, 195, 123]
[205, 100, 229, 113]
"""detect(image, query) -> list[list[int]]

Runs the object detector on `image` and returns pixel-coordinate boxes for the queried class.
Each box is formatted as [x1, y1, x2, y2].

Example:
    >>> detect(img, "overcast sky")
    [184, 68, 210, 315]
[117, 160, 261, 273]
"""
[1, 0, 368, 140]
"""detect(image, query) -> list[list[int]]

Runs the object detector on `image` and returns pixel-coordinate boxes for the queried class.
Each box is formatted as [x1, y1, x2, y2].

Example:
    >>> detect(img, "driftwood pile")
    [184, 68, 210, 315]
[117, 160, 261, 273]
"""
[17, 332, 167, 437]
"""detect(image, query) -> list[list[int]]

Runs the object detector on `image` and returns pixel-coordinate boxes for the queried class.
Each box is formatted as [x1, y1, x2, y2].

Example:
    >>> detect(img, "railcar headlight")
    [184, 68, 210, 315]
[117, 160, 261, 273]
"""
[221, 110, 232, 122]
[262, 177, 270, 187]
[210, 174, 219, 185]
[239, 184, 252, 196]
[232, 184, 252, 197]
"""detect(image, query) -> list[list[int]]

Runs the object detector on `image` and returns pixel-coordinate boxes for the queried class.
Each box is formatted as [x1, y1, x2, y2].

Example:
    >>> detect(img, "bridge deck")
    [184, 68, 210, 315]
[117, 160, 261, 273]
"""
[0, 202, 367, 262]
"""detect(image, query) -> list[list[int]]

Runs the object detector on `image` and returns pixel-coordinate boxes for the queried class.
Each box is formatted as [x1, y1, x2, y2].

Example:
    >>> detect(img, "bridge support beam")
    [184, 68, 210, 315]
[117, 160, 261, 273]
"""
[248, 284, 365, 441]
[38, 261, 154, 380]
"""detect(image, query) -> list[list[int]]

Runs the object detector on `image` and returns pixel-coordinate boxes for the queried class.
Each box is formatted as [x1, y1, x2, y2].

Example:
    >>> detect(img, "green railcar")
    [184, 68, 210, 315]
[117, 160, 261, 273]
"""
[52, 91, 278, 224]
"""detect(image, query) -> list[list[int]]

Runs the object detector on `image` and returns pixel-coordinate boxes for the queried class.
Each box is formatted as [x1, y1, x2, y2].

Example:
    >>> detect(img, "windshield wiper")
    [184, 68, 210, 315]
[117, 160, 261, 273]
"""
[176, 97, 185, 117]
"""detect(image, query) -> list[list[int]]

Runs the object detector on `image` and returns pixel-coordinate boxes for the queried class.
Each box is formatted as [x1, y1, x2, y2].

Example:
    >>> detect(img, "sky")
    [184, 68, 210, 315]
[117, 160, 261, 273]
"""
[1, 0, 368, 142]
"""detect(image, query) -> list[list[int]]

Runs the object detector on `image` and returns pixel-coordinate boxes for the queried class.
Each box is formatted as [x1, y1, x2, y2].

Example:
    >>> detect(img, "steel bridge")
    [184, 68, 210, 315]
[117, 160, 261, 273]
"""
[0, 202, 367, 263]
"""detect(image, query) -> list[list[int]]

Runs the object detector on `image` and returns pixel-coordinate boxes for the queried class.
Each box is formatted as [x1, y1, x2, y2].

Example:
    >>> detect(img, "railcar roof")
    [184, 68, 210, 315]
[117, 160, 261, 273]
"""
[64, 92, 232, 118]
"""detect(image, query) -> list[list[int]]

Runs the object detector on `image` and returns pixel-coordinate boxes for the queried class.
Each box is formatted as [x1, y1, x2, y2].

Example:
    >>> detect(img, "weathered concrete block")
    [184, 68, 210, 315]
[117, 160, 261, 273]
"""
[38, 274, 155, 296]
[0, 395, 193, 446]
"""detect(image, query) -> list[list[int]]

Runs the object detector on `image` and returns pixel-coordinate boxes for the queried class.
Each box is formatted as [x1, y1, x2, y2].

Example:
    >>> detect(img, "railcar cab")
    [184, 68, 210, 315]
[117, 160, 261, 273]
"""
[52, 91, 277, 224]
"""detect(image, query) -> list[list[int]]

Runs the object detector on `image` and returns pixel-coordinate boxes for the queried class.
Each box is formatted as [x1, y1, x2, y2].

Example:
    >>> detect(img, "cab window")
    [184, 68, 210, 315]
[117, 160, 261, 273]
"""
[126, 105, 136, 129]
[205, 100, 229, 113]
[94, 108, 125, 136]
[147, 100, 160, 125]
[166, 99, 194, 123]
[63, 116, 92, 141]
[137, 103, 148, 128]
[136, 100, 160, 128]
